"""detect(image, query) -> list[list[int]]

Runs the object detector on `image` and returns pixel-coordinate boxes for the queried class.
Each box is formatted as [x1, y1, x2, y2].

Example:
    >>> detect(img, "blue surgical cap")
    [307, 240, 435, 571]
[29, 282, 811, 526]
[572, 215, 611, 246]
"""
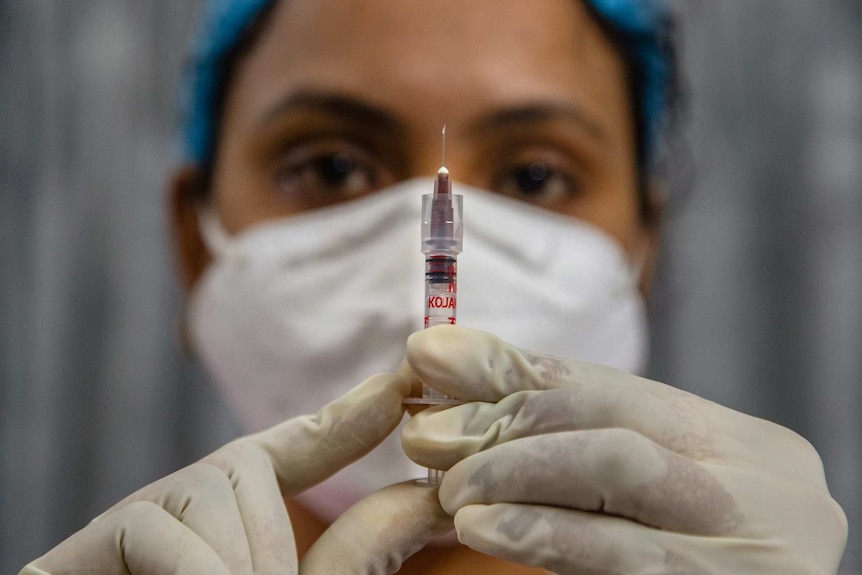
[182, 0, 674, 167]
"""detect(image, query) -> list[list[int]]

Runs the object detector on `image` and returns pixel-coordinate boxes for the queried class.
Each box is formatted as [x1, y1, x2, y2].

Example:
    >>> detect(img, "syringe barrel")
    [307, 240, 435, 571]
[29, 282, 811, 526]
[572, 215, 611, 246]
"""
[416, 179, 461, 486]
[421, 193, 463, 256]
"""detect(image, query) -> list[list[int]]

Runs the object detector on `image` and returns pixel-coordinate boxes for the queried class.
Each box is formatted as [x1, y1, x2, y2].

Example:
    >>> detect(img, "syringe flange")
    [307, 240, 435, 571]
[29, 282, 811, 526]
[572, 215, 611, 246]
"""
[402, 397, 466, 406]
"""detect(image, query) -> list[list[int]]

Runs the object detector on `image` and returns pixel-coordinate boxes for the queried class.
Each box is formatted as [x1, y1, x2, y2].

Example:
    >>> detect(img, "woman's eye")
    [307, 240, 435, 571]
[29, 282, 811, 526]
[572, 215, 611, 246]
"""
[493, 161, 579, 207]
[276, 146, 385, 203]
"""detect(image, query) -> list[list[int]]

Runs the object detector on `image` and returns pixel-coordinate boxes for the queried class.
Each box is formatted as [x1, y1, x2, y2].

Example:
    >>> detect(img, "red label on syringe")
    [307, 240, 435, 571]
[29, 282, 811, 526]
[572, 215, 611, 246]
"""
[424, 255, 457, 328]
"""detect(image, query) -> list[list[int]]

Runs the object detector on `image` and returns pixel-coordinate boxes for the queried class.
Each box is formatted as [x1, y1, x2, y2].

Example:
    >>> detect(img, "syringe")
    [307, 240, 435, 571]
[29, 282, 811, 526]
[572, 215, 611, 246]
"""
[415, 126, 464, 485]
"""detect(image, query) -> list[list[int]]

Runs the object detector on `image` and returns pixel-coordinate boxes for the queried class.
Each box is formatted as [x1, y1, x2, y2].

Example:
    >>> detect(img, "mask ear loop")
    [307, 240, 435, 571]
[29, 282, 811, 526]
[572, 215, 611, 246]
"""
[609, 242, 651, 298]
[629, 237, 661, 297]
[630, 245, 649, 283]
[177, 207, 235, 358]
[197, 205, 235, 259]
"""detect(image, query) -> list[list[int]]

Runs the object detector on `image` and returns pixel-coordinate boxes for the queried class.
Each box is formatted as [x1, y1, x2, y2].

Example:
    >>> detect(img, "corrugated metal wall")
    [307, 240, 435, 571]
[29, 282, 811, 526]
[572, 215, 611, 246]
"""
[2, 1, 860, 571]
[0, 0, 237, 568]
[652, 3, 862, 571]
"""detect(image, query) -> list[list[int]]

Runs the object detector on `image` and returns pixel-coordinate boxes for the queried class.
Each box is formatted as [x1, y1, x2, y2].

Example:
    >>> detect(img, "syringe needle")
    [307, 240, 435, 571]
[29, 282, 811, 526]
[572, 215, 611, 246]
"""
[441, 124, 447, 167]
[434, 125, 451, 202]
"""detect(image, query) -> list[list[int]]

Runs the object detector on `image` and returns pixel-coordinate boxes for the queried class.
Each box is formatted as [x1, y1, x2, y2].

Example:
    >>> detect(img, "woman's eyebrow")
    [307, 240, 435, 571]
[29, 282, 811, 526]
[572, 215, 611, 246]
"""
[257, 90, 406, 136]
[467, 102, 607, 141]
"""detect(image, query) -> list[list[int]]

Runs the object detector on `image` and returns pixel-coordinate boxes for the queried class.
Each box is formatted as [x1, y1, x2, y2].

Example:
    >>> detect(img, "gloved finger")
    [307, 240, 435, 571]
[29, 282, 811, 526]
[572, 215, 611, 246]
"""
[93, 463, 256, 573]
[406, 326, 817, 480]
[437, 429, 743, 536]
[249, 372, 411, 496]
[452, 503, 777, 575]
[403, 391, 567, 470]
[22, 501, 231, 575]
[406, 324, 719, 411]
[201, 443, 298, 574]
[406, 325, 596, 401]
[402, 388, 723, 471]
[301, 481, 453, 575]
[396, 358, 426, 416]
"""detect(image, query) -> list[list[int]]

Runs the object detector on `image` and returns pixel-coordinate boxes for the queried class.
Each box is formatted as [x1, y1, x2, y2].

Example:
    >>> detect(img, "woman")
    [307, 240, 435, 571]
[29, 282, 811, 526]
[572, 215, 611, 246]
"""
[22, 0, 847, 573]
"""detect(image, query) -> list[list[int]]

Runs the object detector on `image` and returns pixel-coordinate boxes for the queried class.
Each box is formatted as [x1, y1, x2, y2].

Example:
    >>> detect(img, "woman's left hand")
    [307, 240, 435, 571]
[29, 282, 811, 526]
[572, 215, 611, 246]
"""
[21, 374, 452, 575]
[402, 326, 848, 574]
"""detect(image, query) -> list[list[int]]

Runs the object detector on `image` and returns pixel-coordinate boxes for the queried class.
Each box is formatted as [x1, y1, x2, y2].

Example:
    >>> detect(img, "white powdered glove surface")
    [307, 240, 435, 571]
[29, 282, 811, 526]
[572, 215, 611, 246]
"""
[21, 373, 452, 575]
[402, 326, 848, 575]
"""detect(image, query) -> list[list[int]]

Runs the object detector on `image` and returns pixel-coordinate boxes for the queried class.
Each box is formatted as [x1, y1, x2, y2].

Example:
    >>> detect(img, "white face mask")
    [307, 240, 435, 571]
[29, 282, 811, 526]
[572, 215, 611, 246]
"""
[188, 178, 648, 521]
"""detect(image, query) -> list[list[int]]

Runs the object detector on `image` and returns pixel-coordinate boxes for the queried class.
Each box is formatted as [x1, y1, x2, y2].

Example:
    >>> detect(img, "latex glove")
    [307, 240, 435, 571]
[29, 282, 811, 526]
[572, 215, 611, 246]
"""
[22, 373, 452, 575]
[402, 326, 848, 574]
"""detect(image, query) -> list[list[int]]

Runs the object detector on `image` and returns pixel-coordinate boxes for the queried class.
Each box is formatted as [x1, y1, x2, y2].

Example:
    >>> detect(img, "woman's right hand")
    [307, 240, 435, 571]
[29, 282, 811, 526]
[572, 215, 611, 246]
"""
[20, 373, 453, 575]
[402, 326, 848, 574]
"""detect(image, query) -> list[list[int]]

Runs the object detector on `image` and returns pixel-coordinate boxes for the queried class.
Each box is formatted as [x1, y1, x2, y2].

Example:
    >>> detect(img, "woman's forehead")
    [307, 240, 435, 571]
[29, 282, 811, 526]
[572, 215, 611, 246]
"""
[225, 0, 632, 144]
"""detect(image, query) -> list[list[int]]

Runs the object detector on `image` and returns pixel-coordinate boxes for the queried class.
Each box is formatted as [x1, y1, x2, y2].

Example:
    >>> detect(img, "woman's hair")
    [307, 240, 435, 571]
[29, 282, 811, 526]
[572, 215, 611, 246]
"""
[189, 0, 684, 222]
[195, 1, 280, 196]
[582, 1, 684, 222]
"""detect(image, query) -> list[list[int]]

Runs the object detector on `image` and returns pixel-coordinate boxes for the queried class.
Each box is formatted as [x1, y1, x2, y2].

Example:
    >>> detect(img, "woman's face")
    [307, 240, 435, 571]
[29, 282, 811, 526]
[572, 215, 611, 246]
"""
[173, 0, 650, 286]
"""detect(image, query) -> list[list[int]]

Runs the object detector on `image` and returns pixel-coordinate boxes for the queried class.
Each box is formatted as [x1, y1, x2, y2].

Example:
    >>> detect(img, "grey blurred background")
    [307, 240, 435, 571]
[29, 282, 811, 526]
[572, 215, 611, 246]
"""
[1, 0, 860, 572]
